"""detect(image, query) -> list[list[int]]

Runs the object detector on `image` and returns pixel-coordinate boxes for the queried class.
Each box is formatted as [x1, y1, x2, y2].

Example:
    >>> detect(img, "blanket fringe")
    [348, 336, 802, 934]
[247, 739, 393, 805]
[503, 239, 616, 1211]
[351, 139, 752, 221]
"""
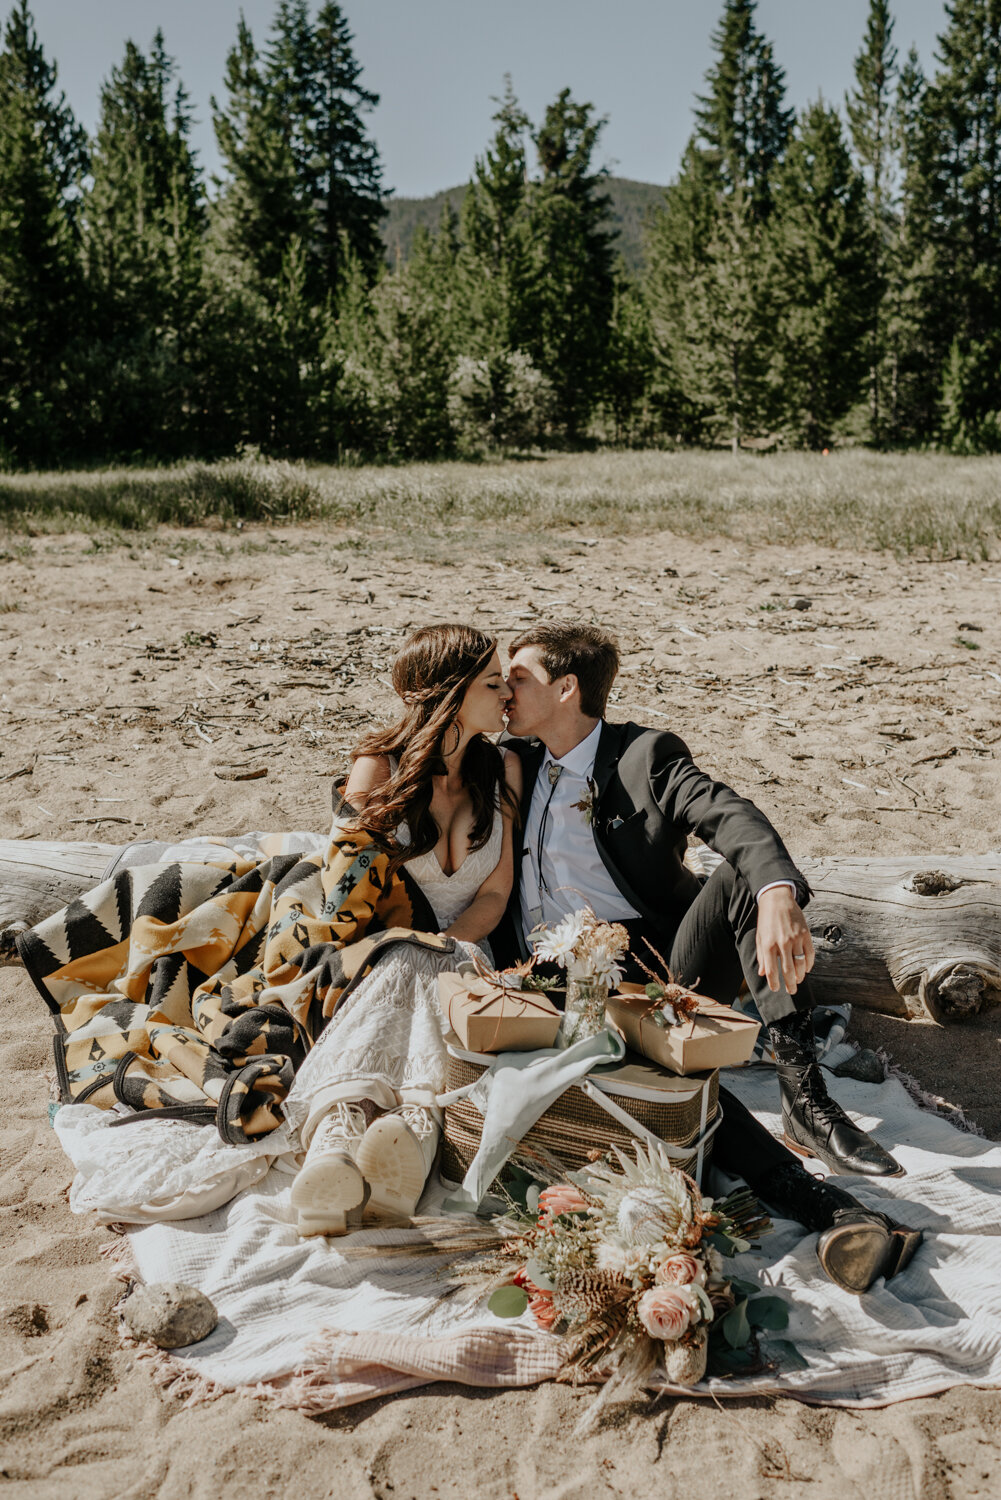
[877, 1048, 986, 1137]
[99, 1225, 140, 1274]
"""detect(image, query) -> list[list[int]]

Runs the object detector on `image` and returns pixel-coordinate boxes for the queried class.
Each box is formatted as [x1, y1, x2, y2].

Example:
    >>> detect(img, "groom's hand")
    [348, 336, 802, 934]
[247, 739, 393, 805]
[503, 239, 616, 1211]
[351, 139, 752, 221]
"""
[756, 886, 815, 995]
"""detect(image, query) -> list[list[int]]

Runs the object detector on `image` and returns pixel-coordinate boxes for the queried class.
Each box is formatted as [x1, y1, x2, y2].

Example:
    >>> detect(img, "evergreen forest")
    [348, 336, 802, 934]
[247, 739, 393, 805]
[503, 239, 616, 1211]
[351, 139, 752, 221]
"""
[2, 0, 1001, 467]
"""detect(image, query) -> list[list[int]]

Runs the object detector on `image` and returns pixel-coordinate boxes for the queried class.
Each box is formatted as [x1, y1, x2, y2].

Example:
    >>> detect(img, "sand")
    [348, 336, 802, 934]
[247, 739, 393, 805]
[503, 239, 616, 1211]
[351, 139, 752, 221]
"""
[1, 523, 1000, 1499]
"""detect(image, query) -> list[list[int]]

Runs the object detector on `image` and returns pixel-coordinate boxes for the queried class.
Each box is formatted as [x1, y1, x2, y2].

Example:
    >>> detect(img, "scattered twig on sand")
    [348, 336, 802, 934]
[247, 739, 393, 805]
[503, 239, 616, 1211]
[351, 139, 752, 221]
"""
[0, 762, 33, 783]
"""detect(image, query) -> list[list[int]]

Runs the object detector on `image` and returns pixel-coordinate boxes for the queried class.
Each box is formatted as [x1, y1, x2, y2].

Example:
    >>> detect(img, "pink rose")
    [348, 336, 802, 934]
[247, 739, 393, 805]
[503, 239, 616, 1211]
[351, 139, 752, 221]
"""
[538, 1185, 590, 1224]
[654, 1253, 707, 1288]
[637, 1285, 700, 1341]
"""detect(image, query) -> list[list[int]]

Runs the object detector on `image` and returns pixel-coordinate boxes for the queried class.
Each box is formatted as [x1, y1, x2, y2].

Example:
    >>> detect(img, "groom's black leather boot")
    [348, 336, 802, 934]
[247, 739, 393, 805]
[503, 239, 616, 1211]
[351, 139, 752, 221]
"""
[756, 1162, 923, 1294]
[767, 1009, 904, 1177]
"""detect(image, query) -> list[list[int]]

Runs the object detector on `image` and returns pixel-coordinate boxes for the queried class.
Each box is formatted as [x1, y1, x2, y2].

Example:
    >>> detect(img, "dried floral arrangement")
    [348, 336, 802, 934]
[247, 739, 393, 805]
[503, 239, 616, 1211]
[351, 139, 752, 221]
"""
[452, 1140, 794, 1423]
[530, 907, 630, 989]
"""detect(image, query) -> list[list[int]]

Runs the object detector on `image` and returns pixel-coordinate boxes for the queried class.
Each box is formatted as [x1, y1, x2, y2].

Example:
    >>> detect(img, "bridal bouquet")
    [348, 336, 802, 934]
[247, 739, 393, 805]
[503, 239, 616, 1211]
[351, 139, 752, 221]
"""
[466, 1141, 787, 1419]
[531, 908, 630, 1044]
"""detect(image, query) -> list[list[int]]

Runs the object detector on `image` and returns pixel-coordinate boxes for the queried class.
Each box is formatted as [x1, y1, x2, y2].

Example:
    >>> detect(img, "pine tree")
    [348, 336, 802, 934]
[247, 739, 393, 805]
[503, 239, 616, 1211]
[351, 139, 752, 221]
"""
[694, 0, 793, 216]
[524, 88, 616, 439]
[0, 0, 86, 460]
[767, 101, 877, 448]
[213, 1, 384, 304]
[80, 32, 205, 454]
[885, 46, 938, 443]
[211, 14, 303, 289]
[457, 79, 534, 357]
[599, 261, 656, 443]
[645, 0, 790, 448]
[295, 1, 384, 291]
[846, 0, 898, 443]
[921, 0, 1001, 447]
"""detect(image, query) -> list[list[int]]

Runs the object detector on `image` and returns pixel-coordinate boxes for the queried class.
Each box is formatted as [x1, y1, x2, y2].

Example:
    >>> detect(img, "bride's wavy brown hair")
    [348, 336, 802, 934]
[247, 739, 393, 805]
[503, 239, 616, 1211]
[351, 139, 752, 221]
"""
[349, 624, 519, 875]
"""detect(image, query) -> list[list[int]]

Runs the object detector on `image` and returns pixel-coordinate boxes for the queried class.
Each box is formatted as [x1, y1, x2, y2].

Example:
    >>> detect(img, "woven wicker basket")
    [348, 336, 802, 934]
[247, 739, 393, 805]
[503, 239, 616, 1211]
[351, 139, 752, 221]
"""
[439, 1046, 719, 1186]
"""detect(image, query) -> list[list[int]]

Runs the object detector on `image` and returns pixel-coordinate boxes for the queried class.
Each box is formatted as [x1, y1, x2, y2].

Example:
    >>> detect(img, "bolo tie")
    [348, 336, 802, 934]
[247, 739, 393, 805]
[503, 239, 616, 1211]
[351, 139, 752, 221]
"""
[536, 761, 564, 898]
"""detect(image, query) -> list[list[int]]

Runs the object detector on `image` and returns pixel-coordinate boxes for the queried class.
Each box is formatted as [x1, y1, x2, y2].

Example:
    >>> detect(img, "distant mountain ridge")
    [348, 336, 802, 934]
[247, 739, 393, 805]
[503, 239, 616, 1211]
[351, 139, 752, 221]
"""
[381, 176, 667, 275]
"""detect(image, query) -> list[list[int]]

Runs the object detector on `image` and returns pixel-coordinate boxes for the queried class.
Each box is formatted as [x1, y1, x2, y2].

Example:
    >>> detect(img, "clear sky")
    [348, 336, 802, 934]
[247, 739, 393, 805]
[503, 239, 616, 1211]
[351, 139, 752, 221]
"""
[25, 0, 949, 197]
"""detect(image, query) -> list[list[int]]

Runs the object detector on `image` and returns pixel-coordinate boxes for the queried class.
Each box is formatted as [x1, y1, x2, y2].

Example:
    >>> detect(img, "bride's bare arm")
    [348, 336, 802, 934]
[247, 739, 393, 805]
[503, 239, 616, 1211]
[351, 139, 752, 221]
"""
[342, 754, 391, 810]
[444, 752, 522, 944]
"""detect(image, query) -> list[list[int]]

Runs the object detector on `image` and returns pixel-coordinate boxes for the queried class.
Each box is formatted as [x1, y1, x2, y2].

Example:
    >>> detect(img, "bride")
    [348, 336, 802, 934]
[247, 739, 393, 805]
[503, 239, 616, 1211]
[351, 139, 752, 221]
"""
[284, 623, 521, 1237]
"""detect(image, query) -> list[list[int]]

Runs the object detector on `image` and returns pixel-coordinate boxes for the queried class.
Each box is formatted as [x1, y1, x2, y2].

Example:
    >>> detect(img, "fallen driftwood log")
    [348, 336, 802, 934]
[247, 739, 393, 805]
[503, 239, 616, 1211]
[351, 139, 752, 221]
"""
[0, 840, 118, 963]
[1, 841, 999, 1024]
[798, 855, 1001, 1024]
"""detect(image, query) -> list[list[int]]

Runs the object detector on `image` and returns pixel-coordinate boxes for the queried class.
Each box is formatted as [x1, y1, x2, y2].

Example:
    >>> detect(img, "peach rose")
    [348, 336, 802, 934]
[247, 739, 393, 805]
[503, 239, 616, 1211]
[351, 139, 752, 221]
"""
[637, 1284, 700, 1341]
[529, 1293, 558, 1330]
[538, 1185, 590, 1223]
[654, 1253, 707, 1288]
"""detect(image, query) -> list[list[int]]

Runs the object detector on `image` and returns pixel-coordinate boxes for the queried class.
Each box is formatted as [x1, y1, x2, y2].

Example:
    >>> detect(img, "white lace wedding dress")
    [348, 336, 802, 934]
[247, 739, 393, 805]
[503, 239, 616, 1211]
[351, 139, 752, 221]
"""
[282, 810, 503, 1150]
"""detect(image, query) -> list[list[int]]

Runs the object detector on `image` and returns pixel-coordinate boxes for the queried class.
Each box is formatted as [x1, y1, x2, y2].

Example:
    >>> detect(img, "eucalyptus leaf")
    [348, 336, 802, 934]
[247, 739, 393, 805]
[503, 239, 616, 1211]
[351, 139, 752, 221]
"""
[708, 1231, 741, 1256]
[721, 1298, 751, 1350]
[727, 1276, 761, 1299]
[764, 1338, 809, 1371]
[524, 1258, 557, 1292]
[694, 1284, 715, 1321]
[487, 1285, 530, 1319]
[747, 1295, 789, 1331]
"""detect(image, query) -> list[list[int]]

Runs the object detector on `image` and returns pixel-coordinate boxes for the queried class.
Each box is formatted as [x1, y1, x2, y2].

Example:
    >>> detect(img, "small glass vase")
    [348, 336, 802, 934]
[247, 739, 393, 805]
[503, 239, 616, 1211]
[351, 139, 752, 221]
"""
[561, 977, 610, 1046]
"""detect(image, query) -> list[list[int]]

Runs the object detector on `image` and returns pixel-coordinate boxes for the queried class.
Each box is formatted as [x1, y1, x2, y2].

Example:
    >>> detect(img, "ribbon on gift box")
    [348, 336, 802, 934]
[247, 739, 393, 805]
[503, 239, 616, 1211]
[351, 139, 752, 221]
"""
[442, 980, 561, 1046]
[439, 959, 563, 1053]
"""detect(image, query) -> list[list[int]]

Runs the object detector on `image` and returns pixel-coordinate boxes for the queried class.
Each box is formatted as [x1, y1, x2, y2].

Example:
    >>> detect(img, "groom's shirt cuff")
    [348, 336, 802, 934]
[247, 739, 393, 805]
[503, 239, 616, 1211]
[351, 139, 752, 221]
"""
[755, 880, 797, 902]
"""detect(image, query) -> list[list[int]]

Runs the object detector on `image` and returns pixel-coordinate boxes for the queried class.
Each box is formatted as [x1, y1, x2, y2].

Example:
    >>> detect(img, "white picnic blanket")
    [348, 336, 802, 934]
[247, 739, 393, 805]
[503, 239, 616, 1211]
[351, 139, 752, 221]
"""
[55, 1062, 1001, 1411]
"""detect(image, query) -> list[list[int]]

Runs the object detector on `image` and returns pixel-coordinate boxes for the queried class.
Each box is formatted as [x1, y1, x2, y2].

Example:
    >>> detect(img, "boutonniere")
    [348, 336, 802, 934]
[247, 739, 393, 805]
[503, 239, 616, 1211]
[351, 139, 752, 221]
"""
[571, 777, 597, 826]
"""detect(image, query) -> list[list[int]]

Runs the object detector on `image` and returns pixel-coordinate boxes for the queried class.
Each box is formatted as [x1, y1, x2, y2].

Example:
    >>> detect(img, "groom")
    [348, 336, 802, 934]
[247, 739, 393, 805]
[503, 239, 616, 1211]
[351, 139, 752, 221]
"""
[493, 620, 920, 1293]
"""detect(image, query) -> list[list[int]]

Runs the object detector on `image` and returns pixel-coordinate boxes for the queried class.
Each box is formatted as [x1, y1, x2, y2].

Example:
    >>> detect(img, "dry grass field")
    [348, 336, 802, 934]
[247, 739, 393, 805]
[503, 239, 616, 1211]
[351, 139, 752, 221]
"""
[2, 450, 1001, 561]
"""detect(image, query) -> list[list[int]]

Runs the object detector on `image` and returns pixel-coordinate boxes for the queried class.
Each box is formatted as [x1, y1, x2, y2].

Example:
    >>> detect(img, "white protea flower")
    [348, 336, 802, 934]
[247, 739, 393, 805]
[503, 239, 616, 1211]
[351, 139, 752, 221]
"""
[579, 1141, 696, 1251]
[615, 1185, 689, 1246]
[531, 909, 587, 967]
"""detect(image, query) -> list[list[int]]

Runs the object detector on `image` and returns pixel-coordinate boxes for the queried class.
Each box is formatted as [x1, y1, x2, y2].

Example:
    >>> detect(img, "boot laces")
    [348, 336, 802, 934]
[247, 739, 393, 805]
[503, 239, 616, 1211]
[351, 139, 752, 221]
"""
[791, 1064, 854, 1134]
[393, 1104, 437, 1140]
[311, 1101, 367, 1153]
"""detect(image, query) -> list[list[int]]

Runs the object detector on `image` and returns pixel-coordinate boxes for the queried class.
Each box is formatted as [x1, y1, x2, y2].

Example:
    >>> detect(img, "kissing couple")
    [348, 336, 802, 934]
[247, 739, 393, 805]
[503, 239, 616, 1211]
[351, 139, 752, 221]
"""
[283, 619, 921, 1296]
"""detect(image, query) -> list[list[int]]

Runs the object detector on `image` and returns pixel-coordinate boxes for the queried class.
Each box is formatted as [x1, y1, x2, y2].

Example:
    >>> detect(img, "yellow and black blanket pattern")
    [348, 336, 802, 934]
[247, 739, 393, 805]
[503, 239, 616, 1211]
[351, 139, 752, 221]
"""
[17, 828, 452, 1144]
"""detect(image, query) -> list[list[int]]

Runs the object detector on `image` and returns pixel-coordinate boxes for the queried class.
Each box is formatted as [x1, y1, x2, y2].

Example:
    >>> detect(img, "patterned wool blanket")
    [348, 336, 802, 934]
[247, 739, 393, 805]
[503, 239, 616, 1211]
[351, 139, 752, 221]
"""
[18, 826, 451, 1144]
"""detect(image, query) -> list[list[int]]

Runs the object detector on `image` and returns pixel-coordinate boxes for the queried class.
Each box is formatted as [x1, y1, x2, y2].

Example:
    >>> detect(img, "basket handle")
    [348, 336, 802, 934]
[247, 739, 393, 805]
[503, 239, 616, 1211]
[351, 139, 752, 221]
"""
[577, 1078, 722, 1187]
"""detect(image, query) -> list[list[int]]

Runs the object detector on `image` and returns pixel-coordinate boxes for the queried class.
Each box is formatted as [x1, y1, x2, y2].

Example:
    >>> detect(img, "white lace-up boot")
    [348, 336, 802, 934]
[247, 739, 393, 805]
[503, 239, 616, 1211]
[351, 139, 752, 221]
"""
[290, 1101, 370, 1237]
[355, 1104, 440, 1219]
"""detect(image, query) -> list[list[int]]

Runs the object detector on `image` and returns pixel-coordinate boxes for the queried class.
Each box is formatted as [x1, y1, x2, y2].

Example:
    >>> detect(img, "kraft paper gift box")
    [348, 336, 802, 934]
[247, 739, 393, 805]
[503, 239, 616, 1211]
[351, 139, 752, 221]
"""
[437, 972, 562, 1053]
[606, 982, 760, 1074]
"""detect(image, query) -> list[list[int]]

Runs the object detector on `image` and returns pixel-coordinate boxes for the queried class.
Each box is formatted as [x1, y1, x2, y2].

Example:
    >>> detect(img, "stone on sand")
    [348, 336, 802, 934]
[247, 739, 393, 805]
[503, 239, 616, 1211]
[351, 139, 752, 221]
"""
[121, 1281, 218, 1349]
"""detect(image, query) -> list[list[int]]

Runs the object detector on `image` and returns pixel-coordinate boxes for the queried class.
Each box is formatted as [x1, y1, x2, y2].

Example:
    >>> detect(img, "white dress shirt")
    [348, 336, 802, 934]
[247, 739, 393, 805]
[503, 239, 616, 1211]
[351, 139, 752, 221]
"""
[520, 722, 640, 941]
[519, 721, 796, 945]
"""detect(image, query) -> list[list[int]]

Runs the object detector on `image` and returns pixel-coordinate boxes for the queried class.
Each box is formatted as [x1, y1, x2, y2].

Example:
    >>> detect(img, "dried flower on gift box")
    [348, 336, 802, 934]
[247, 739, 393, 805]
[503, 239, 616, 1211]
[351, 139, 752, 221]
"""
[631, 937, 707, 1028]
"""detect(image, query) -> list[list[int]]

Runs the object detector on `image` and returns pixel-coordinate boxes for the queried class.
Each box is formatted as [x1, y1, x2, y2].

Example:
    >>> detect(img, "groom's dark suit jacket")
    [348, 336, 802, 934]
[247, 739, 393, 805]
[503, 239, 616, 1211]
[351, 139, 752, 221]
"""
[492, 719, 809, 965]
